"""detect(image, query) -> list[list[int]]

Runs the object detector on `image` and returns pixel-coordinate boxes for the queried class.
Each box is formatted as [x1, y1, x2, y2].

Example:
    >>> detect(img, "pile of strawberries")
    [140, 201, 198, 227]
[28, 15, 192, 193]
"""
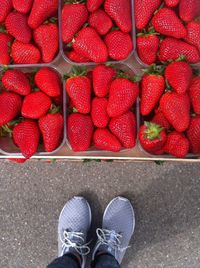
[0, 67, 64, 159]
[62, 0, 133, 63]
[0, 0, 59, 65]
[135, 0, 200, 65]
[139, 62, 200, 158]
[65, 65, 139, 152]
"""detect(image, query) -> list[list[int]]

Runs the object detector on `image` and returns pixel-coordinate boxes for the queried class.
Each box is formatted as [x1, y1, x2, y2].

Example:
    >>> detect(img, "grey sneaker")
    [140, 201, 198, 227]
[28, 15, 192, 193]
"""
[92, 196, 135, 264]
[58, 196, 92, 268]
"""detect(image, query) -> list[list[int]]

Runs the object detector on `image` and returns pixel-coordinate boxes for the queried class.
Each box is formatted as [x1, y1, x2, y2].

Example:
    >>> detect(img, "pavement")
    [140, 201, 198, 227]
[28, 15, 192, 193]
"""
[0, 161, 200, 268]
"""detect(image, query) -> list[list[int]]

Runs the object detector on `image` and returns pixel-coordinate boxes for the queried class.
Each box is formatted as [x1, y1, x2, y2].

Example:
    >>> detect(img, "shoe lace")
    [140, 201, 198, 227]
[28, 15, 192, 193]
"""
[96, 228, 130, 252]
[60, 230, 90, 256]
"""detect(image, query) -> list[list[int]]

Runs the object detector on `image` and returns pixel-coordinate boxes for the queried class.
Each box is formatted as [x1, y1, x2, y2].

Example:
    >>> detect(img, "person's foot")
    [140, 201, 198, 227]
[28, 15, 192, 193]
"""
[92, 196, 135, 264]
[58, 196, 92, 268]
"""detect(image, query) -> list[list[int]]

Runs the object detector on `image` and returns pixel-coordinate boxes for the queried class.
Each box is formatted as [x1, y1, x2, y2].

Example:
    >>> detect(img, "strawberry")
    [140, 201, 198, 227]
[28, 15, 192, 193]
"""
[68, 113, 93, 152]
[0, 33, 13, 64]
[5, 12, 32, 44]
[184, 21, 200, 53]
[165, 61, 193, 95]
[0, 0, 12, 23]
[160, 92, 190, 132]
[151, 110, 171, 130]
[39, 113, 64, 152]
[135, 0, 161, 30]
[89, 9, 112, 36]
[13, 120, 40, 159]
[12, 0, 34, 14]
[189, 77, 200, 115]
[139, 122, 167, 153]
[87, 0, 104, 12]
[65, 74, 91, 114]
[164, 131, 189, 158]
[0, 92, 22, 126]
[186, 116, 200, 154]
[8, 158, 27, 163]
[34, 23, 58, 63]
[93, 65, 116, 97]
[93, 128, 122, 152]
[11, 41, 41, 64]
[164, 0, 180, 7]
[72, 27, 108, 63]
[35, 68, 61, 97]
[179, 0, 200, 22]
[67, 50, 89, 63]
[104, 30, 133, 60]
[141, 73, 165, 116]
[159, 38, 200, 63]
[137, 34, 160, 65]
[62, 4, 88, 43]
[2, 69, 31, 96]
[104, 0, 132, 33]
[152, 8, 187, 39]
[22, 92, 52, 119]
[109, 111, 136, 149]
[91, 97, 109, 128]
[28, 0, 58, 29]
[107, 78, 139, 117]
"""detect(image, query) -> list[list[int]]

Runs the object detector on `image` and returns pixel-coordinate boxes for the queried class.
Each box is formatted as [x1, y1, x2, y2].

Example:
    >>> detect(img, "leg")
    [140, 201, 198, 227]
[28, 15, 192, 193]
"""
[91, 253, 120, 268]
[47, 253, 81, 268]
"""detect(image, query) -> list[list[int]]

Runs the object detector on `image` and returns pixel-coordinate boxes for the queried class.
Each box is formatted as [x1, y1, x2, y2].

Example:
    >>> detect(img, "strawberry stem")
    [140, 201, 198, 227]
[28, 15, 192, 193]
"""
[49, 104, 61, 114]
[64, 66, 87, 79]
[144, 121, 163, 140]
[116, 69, 141, 82]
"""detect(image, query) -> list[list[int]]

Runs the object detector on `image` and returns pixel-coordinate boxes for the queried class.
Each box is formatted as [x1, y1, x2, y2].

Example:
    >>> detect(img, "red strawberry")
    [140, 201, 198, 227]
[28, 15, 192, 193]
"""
[12, 0, 34, 14]
[107, 78, 139, 117]
[104, 0, 132, 33]
[62, 4, 88, 43]
[151, 110, 171, 130]
[93, 65, 116, 97]
[12, 41, 41, 64]
[87, 0, 104, 12]
[35, 68, 61, 97]
[93, 128, 122, 152]
[179, 0, 200, 22]
[152, 8, 187, 39]
[0, 33, 13, 64]
[65, 75, 91, 114]
[135, 0, 161, 30]
[109, 111, 136, 149]
[141, 73, 165, 116]
[164, 0, 180, 7]
[160, 92, 190, 132]
[189, 77, 200, 115]
[22, 92, 52, 119]
[184, 21, 200, 53]
[28, 0, 58, 29]
[67, 50, 89, 63]
[104, 30, 133, 60]
[165, 61, 193, 95]
[5, 12, 32, 44]
[0, 92, 22, 126]
[68, 113, 93, 152]
[139, 122, 167, 153]
[34, 23, 58, 63]
[137, 34, 160, 65]
[159, 38, 200, 63]
[0, 0, 12, 23]
[39, 113, 64, 152]
[164, 131, 189, 158]
[186, 116, 200, 154]
[2, 69, 31, 96]
[89, 9, 112, 36]
[72, 27, 108, 63]
[91, 97, 109, 128]
[13, 120, 40, 159]
[8, 158, 27, 163]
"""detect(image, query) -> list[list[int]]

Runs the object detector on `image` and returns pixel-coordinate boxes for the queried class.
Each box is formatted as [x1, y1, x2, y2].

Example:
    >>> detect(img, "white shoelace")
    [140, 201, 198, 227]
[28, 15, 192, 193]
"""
[60, 230, 90, 256]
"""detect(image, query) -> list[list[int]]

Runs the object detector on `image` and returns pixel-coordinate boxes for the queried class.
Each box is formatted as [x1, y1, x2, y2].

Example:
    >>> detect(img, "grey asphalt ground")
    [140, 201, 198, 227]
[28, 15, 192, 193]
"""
[0, 161, 200, 268]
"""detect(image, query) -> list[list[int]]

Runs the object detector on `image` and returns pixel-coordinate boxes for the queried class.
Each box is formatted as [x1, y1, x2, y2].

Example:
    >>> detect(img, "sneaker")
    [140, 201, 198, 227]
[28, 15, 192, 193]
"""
[92, 196, 135, 264]
[58, 196, 92, 268]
